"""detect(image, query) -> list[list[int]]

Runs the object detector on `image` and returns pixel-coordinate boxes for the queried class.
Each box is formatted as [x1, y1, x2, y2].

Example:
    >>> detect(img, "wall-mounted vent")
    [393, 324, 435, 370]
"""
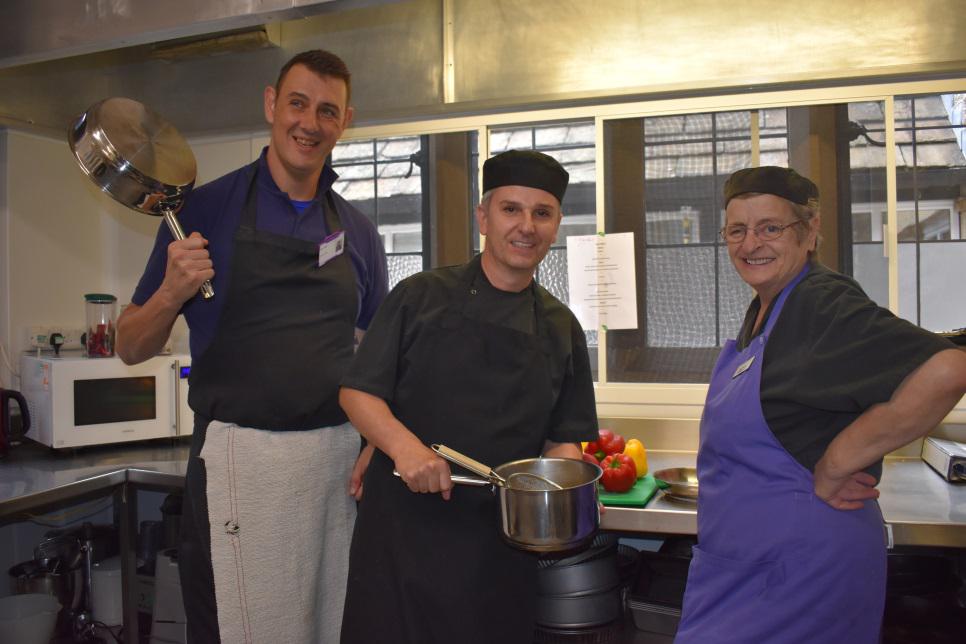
[150, 24, 281, 61]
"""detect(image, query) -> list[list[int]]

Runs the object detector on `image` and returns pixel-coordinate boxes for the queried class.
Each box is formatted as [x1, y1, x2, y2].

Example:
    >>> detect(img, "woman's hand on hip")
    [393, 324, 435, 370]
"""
[814, 464, 880, 510]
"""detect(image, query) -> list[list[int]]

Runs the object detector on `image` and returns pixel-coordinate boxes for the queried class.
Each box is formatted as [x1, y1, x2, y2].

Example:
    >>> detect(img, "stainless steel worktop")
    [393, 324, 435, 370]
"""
[2, 442, 965, 547]
[0, 441, 189, 521]
[601, 452, 966, 548]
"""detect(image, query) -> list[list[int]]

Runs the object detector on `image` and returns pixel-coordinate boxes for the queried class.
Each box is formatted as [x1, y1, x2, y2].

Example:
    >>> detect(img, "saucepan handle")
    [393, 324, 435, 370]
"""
[392, 470, 491, 487]
[432, 444, 504, 486]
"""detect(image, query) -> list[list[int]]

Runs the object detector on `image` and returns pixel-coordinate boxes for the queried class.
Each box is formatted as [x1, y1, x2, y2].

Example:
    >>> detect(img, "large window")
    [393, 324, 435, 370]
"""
[337, 81, 966, 404]
[597, 94, 966, 384]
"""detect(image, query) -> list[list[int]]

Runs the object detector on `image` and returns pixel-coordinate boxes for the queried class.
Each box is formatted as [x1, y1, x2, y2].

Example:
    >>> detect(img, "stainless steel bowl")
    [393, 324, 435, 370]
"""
[653, 467, 699, 502]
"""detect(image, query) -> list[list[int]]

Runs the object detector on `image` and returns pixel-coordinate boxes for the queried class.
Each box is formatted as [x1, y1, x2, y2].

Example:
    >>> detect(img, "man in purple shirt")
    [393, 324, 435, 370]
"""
[117, 49, 387, 643]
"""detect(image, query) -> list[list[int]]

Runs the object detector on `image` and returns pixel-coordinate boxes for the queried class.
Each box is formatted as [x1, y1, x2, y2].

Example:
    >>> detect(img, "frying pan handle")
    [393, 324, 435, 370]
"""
[432, 444, 502, 484]
[163, 209, 215, 300]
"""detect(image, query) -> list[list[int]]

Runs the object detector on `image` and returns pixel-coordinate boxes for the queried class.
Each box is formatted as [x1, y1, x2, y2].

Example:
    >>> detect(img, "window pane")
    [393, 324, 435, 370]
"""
[539, 248, 569, 303]
[331, 140, 374, 164]
[333, 135, 426, 270]
[894, 92, 966, 330]
[387, 254, 422, 290]
[847, 101, 889, 308]
[376, 160, 422, 252]
[646, 247, 718, 347]
[536, 247, 598, 380]
[919, 242, 966, 329]
[605, 110, 787, 382]
[391, 231, 422, 253]
[490, 129, 533, 153]
[333, 162, 376, 219]
[718, 250, 753, 341]
[376, 137, 420, 162]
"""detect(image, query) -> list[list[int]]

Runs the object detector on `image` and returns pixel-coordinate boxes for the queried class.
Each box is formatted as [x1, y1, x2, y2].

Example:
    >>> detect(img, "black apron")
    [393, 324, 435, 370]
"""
[341, 258, 560, 644]
[180, 166, 358, 644]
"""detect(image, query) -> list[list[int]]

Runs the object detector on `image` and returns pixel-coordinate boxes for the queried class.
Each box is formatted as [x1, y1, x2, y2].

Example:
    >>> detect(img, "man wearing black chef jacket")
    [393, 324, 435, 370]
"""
[116, 49, 388, 643]
[338, 149, 599, 644]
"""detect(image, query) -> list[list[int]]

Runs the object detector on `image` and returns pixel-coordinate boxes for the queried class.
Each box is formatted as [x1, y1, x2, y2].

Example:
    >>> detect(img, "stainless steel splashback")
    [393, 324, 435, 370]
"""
[1, 0, 964, 137]
[0, 0, 346, 69]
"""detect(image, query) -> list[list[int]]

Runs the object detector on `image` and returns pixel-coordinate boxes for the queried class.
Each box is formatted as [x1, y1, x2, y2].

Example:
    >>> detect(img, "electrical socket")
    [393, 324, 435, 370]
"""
[56, 328, 86, 351]
[27, 326, 49, 348]
[27, 325, 86, 351]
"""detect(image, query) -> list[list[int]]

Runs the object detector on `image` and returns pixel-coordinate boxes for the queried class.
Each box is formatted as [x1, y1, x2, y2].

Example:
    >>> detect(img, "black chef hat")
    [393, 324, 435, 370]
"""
[483, 150, 569, 204]
[724, 166, 819, 206]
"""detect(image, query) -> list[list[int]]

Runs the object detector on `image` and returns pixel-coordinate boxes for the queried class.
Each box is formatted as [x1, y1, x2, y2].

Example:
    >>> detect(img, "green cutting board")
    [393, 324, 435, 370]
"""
[598, 473, 659, 507]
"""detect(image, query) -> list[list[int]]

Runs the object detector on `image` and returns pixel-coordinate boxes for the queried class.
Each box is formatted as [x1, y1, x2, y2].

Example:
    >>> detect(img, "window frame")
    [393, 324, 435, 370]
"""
[341, 78, 966, 423]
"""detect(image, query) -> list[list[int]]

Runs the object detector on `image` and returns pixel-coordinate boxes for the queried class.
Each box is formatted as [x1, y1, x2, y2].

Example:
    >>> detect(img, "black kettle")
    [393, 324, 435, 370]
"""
[0, 388, 31, 457]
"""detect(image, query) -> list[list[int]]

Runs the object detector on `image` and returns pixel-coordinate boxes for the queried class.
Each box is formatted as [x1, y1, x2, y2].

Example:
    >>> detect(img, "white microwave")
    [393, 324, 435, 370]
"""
[19, 353, 193, 449]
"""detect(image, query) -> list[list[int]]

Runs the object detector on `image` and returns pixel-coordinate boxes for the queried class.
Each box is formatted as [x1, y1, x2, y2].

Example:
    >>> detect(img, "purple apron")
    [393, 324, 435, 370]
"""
[675, 265, 886, 644]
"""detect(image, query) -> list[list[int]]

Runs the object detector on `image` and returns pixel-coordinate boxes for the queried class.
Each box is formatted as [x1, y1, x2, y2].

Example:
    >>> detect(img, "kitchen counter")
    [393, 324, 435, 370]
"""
[2, 441, 965, 547]
[0, 440, 189, 521]
[0, 439, 190, 640]
[601, 452, 966, 548]
[3, 442, 961, 644]
[1, 439, 964, 642]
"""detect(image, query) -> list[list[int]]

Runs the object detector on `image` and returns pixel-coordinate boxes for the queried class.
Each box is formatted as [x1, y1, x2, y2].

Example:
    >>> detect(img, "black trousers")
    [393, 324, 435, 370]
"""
[179, 416, 220, 644]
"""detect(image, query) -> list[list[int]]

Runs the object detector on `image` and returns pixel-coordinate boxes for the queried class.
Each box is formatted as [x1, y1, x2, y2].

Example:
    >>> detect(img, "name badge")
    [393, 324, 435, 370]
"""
[318, 230, 346, 267]
[732, 355, 755, 379]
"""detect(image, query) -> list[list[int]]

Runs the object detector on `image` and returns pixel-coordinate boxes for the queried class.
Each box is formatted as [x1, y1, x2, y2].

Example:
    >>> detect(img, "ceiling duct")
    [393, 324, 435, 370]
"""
[149, 24, 281, 61]
[0, 0, 351, 70]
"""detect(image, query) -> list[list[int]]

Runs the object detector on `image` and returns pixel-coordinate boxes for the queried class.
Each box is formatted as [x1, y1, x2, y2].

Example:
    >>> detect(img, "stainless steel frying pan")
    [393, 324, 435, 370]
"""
[68, 97, 214, 299]
[653, 466, 699, 502]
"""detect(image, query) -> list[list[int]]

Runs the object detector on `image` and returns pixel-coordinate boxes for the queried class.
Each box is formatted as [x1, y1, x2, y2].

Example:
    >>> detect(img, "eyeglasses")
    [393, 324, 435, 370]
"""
[719, 220, 804, 243]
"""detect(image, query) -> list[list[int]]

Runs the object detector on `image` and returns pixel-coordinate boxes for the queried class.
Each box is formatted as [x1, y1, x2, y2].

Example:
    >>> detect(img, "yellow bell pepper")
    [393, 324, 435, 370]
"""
[623, 439, 648, 478]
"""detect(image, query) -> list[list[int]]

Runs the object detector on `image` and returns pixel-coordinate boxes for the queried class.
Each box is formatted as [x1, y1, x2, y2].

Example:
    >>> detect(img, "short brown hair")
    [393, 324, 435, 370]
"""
[275, 49, 352, 106]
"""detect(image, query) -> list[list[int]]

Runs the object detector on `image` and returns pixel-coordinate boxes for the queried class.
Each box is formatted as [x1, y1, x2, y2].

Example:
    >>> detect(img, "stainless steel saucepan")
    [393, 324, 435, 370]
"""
[432, 444, 603, 553]
[68, 97, 214, 299]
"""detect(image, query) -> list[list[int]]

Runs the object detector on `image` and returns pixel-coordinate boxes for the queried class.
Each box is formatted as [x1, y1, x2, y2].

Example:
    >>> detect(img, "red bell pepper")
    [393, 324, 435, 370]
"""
[584, 429, 626, 462]
[600, 453, 637, 493]
[581, 451, 600, 467]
